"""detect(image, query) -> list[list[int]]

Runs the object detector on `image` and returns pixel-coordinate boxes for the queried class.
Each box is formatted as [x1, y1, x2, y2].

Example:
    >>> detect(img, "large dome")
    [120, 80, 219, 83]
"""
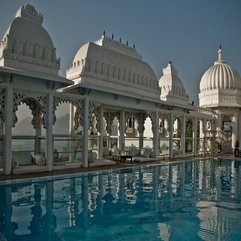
[199, 47, 241, 107]
[0, 4, 60, 75]
[66, 34, 160, 100]
[200, 48, 241, 92]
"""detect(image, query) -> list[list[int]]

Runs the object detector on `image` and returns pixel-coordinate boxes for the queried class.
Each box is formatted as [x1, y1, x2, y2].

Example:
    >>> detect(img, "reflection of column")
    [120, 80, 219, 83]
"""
[3, 86, 13, 174]
[45, 93, 53, 171]
[82, 176, 89, 228]
[168, 164, 173, 203]
[232, 113, 238, 149]
[66, 179, 77, 227]
[29, 184, 42, 236]
[82, 97, 89, 167]
[180, 163, 185, 200]
[98, 175, 104, 215]
[1, 186, 16, 240]
[119, 110, 125, 151]
[169, 113, 174, 159]
[43, 181, 56, 240]
[153, 167, 159, 212]
[99, 107, 104, 158]
[119, 173, 125, 212]
[181, 115, 186, 155]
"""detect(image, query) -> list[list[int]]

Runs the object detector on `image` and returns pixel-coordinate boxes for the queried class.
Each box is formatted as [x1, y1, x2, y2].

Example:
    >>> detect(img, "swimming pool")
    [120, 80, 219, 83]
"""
[0, 158, 241, 241]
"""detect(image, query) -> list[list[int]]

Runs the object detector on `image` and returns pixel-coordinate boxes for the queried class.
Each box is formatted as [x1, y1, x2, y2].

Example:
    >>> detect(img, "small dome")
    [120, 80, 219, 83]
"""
[0, 4, 60, 75]
[159, 61, 189, 105]
[199, 47, 241, 107]
[200, 47, 241, 92]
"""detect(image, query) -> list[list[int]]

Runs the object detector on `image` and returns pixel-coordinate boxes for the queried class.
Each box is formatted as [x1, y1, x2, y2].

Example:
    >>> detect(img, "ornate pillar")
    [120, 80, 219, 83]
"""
[181, 114, 186, 155]
[119, 110, 125, 151]
[3, 86, 13, 174]
[152, 110, 159, 158]
[193, 116, 198, 155]
[203, 118, 207, 152]
[99, 106, 104, 158]
[82, 97, 89, 167]
[69, 102, 74, 135]
[45, 93, 53, 171]
[137, 113, 144, 150]
[239, 111, 241, 145]
[232, 113, 238, 149]
[169, 112, 174, 159]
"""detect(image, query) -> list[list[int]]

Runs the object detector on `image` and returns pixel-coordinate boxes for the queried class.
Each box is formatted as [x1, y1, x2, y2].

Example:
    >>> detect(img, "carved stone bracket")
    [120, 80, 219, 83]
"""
[23, 98, 42, 129]
[73, 99, 83, 131]
[104, 111, 118, 135]
[13, 92, 26, 127]
[93, 106, 101, 133]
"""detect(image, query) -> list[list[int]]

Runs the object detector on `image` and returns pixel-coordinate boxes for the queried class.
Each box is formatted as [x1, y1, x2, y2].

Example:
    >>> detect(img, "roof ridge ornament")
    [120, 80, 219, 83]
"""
[15, 4, 43, 25]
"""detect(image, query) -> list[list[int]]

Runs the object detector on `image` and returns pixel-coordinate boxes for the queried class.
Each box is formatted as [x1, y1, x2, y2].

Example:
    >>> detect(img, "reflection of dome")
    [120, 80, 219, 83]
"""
[0, 4, 60, 75]
[199, 47, 241, 107]
[159, 61, 189, 105]
[66, 34, 160, 99]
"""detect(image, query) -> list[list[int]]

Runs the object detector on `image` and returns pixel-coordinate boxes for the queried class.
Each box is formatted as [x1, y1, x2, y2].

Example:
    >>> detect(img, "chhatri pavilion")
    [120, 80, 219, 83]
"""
[0, 4, 240, 176]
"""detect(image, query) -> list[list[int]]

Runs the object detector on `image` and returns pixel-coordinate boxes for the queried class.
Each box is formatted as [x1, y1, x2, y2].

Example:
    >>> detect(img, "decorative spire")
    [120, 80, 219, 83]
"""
[218, 45, 222, 62]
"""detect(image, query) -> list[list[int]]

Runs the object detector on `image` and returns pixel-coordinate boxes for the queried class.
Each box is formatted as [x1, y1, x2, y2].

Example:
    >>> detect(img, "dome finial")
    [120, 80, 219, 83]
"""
[218, 45, 223, 62]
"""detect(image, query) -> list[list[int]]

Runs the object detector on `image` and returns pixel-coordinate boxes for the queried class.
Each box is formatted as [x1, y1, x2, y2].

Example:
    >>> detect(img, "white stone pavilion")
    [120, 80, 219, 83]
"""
[0, 4, 227, 176]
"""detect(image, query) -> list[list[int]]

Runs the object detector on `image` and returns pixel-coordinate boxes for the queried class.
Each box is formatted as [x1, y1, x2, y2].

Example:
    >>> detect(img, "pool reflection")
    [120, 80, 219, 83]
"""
[0, 158, 241, 241]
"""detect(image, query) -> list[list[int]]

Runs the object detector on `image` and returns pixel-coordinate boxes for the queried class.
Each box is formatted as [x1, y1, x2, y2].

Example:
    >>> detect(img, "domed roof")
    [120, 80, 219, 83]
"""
[200, 47, 241, 92]
[159, 61, 189, 105]
[199, 47, 241, 107]
[66, 34, 160, 100]
[0, 4, 60, 75]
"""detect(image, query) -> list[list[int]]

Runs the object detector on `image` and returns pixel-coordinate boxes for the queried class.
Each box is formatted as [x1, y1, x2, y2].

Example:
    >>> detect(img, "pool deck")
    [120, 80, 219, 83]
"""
[0, 154, 235, 182]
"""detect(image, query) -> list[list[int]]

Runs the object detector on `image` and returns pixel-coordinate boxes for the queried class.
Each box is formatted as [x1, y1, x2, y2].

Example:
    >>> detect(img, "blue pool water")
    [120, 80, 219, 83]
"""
[1, 158, 241, 241]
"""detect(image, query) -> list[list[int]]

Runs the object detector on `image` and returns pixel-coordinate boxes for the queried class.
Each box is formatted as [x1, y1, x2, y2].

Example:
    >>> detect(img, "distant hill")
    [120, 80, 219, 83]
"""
[13, 113, 70, 135]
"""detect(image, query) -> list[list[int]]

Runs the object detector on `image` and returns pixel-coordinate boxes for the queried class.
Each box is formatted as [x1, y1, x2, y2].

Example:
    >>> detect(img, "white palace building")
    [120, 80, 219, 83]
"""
[0, 4, 240, 176]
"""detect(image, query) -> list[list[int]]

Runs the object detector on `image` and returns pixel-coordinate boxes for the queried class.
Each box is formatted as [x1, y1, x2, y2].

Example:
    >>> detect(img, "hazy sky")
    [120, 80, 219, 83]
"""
[1, 0, 241, 103]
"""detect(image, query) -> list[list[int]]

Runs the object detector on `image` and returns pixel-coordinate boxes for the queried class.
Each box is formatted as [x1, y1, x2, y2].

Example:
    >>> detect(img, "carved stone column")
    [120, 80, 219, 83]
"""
[151, 111, 159, 158]
[193, 116, 198, 155]
[3, 86, 13, 174]
[69, 102, 74, 135]
[180, 115, 186, 155]
[232, 113, 238, 149]
[99, 107, 104, 158]
[45, 93, 53, 171]
[168, 112, 174, 159]
[119, 110, 125, 151]
[137, 113, 145, 150]
[82, 97, 89, 167]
